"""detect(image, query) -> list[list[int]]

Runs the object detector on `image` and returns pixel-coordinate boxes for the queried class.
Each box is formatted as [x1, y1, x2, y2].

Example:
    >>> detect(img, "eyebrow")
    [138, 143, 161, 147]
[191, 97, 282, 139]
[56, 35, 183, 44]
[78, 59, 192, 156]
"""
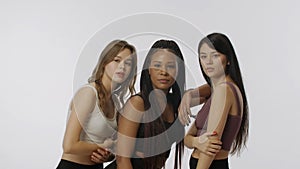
[115, 56, 132, 60]
[152, 61, 176, 64]
[199, 51, 218, 55]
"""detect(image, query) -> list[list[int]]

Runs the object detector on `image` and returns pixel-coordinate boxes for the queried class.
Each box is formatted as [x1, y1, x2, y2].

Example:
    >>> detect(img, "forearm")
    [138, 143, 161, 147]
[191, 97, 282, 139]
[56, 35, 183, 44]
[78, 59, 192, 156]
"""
[196, 152, 215, 169]
[116, 156, 133, 169]
[189, 85, 211, 107]
[63, 141, 99, 155]
[197, 84, 211, 99]
[184, 134, 197, 149]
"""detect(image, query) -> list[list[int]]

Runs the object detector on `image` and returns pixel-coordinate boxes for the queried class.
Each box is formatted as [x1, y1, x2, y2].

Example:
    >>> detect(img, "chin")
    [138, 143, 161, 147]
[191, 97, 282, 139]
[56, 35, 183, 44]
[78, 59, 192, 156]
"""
[113, 78, 126, 84]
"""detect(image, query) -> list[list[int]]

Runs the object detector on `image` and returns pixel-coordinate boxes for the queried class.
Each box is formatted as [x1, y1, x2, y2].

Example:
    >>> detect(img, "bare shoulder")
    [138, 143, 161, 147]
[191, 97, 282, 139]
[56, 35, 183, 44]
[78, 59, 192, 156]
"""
[213, 83, 235, 103]
[126, 95, 145, 112]
[75, 85, 97, 99]
[72, 85, 97, 110]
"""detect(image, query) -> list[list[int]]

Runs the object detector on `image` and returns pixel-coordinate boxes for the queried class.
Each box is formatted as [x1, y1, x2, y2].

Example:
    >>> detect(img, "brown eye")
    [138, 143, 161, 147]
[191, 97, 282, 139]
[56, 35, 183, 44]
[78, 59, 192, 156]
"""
[125, 60, 132, 66]
[153, 64, 161, 68]
[114, 59, 121, 63]
[200, 55, 207, 59]
[213, 54, 220, 58]
[167, 65, 175, 69]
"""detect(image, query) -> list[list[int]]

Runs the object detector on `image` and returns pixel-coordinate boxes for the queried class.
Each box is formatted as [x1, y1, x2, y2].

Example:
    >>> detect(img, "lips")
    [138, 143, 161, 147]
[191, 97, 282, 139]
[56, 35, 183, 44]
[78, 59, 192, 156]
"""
[115, 72, 125, 78]
[157, 79, 170, 84]
[206, 67, 214, 72]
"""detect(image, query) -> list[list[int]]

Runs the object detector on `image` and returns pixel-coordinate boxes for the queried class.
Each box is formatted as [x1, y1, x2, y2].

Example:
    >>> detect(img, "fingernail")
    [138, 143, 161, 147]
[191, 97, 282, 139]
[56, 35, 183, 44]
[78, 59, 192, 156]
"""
[213, 131, 218, 135]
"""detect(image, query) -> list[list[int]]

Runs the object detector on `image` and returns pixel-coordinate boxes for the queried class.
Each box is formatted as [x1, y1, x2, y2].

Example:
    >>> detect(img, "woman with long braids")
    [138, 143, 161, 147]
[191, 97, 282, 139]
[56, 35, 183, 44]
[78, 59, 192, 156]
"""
[116, 39, 186, 169]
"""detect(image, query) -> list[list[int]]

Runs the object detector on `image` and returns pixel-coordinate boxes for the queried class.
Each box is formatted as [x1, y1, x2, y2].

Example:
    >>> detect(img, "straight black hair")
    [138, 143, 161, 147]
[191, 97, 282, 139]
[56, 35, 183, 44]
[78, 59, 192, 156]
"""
[198, 33, 249, 155]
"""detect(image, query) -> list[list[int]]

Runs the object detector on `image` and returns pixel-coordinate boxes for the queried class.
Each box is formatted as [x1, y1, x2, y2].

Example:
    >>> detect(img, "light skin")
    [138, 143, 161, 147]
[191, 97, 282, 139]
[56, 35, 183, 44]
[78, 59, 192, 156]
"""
[116, 49, 178, 169]
[61, 48, 133, 165]
[178, 84, 211, 125]
[184, 43, 243, 169]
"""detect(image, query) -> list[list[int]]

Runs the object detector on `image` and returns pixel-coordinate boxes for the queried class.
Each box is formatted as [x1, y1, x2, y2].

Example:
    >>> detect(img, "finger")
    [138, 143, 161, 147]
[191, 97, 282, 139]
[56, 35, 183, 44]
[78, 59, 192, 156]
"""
[91, 154, 104, 163]
[178, 108, 184, 124]
[97, 148, 108, 156]
[209, 146, 221, 152]
[202, 132, 214, 137]
[183, 108, 190, 125]
[178, 108, 188, 125]
[186, 109, 191, 123]
[205, 151, 215, 156]
[92, 152, 103, 160]
[209, 144, 222, 150]
[186, 107, 191, 116]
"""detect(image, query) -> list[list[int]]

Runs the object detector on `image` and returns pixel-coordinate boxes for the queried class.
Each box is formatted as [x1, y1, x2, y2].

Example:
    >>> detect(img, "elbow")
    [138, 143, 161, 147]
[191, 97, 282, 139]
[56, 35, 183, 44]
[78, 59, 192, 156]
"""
[63, 142, 73, 154]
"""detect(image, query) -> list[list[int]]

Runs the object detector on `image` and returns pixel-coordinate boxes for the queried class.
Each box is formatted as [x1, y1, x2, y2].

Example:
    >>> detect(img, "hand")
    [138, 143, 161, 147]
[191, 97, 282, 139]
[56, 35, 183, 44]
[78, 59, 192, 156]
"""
[90, 147, 113, 163]
[194, 132, 222, 156]
[178, 90, 192, 125]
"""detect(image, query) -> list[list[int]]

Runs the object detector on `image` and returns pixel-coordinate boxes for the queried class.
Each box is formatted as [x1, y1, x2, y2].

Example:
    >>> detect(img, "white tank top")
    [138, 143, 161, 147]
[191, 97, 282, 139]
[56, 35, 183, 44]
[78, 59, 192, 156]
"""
[75, 84, 117, 144]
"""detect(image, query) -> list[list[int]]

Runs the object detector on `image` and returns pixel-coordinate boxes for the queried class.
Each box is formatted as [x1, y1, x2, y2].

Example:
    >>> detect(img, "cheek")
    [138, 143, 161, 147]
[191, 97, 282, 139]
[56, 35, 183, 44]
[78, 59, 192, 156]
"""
[125, 65, 132, 74]
[149, 68, 155, 76]
[168, 69, 177, 79]
[105, 63, 116, 75]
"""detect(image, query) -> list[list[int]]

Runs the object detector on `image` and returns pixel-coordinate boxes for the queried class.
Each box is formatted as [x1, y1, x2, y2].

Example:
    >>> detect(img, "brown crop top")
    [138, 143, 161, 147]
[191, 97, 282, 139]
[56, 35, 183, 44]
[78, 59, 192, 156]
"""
[195, 82, 242, 151]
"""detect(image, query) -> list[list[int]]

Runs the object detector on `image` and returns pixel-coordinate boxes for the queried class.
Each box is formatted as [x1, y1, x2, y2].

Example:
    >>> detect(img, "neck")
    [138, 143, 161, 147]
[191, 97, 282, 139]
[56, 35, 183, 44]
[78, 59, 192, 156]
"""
[211, 75, 231, 89]
[101, 76, 114, 99]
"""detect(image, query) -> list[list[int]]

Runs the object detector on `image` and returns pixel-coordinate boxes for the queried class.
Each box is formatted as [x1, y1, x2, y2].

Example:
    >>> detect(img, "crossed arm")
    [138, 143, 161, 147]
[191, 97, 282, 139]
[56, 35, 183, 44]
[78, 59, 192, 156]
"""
[178, 84, 211, 125]
[62, 87, 111, 163]
[195, 84, 234, 169]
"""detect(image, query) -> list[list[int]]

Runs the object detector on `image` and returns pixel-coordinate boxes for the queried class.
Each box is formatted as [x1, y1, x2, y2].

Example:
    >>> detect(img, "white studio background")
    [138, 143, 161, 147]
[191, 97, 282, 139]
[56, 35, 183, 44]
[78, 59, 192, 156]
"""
[1, 0, 299, 168]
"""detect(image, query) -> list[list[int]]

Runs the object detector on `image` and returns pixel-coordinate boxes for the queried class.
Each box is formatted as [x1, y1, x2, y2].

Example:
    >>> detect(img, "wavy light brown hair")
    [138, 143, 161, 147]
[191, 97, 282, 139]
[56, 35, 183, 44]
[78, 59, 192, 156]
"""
[88, 40, 137, 111]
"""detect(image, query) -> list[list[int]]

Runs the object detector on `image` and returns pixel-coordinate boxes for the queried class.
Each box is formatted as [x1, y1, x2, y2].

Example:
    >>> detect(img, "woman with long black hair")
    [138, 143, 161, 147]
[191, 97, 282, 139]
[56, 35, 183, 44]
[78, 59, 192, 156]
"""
[116, 39, 185, 169]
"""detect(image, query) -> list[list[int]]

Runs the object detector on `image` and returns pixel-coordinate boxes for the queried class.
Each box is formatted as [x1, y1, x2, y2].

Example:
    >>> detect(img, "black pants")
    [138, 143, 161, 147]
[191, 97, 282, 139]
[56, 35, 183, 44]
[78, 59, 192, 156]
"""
[104, 160, 117, 169]
[104, 159, 143, 169]
[189, 156, 229, 169]
[56, 159, 103, 169]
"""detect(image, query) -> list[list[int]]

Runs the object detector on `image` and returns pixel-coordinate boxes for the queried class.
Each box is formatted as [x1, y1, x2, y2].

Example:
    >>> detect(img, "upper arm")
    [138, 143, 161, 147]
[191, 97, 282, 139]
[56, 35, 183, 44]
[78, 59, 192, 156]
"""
[117, 95, 144, 157]
[63, 87, 97, 150]
[207, 84, 234, 138]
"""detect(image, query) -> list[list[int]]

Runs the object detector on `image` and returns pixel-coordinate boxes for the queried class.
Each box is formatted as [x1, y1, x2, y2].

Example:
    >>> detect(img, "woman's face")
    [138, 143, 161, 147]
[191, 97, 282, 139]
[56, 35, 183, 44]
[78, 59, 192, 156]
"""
[149, 49, 178, 92]
[199, 43, 228, 79]
[104, 48, 133, 84]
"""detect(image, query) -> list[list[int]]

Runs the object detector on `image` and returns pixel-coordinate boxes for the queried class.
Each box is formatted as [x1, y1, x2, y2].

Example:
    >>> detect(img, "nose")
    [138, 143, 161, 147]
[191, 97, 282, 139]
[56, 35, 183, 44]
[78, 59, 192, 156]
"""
[206, 55, 213, 64]
[159, 65, 168, 75]
[119, 61, 125, 69]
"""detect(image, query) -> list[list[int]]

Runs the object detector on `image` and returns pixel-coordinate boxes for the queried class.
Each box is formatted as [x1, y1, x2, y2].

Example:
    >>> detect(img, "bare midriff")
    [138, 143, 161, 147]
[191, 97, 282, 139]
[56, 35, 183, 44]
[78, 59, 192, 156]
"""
[62, 153, 96, 165]
[191, 149, 229, 160]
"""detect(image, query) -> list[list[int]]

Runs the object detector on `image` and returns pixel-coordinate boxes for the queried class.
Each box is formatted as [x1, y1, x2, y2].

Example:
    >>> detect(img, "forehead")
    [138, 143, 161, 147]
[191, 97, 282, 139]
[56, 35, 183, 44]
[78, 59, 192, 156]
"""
[116, 48, 132, 59]
[199, 43, 217, 53]
[151, 49, 177, 62]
